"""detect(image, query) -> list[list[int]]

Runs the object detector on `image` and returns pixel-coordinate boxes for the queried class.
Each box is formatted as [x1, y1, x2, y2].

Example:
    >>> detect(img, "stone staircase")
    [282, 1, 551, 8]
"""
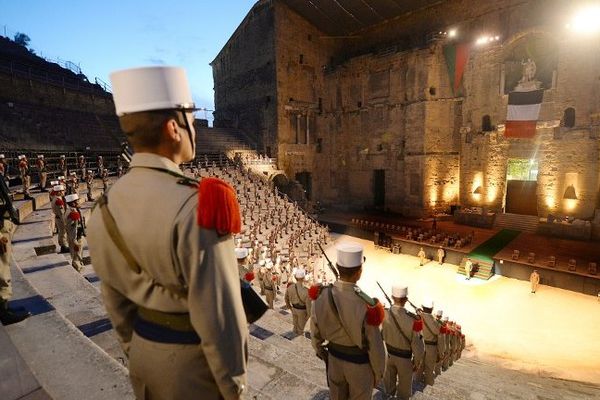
[495, 212, 539, 233]
[4, 183, 600, 400]
[457, 257, 495, 280]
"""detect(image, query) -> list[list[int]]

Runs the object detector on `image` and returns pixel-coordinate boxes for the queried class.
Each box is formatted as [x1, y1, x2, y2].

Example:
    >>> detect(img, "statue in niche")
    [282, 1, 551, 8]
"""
[515, 58, 542, 91]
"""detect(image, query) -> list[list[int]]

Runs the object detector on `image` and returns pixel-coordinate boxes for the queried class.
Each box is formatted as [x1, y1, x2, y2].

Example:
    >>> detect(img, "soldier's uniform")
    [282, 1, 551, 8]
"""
[101, 168, 109, 193]
[87, 66, 247, 400]
[530, 270, 540, 293]
[420, 300, 444, 386]
[51, 184, 70, 254]
[262, 262, 277, 309]
[418, 248, 426, 266]
[434, 309, 445, 376]
[85, 170, 95, 201]
[64, 194, 85, 272]
[284, 268, 311, 335]
[437, 247, 445, 265]
[78, 156, 86, 179]
[441, 316, 452, 371]
[36, 155, 47, 192]
[18, 155, 31, 199]
[382, 285, 424, 400]
[310, 242, 387, 400]
[0, 208, 31, 325]
[0, 154, 7, 178]
[465, 258, 473, 280]
[58, 155, 67, 178]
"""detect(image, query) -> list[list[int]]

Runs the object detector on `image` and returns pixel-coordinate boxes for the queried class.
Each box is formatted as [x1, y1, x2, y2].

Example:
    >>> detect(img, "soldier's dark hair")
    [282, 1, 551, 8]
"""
[337, 264, 361, 279]
[118, 110, 186, 148]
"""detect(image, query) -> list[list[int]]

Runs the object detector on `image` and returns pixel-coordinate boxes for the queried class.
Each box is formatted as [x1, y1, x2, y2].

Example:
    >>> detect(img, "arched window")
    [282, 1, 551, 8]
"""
[482, 115, 492, 132]
[562, 107, 575, 128]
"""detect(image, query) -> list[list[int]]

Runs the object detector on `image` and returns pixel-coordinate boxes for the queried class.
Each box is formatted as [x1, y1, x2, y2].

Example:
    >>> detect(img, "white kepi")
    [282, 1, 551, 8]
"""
[336, 242, 364, 268]
[110, 66, 198, 116]
[392, 285, 408, 298]
[65, 193, 79, 203]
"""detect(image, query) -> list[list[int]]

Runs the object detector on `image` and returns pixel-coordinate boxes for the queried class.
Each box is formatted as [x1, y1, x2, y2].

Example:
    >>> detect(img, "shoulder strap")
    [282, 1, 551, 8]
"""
[389, 307, 412, 345]
[130, 166, 199, 187]
[97, 194, 187, 299]
[294, 283, 305, 306]
[422, 314, 437, 338]
[327, 285, 358, 347]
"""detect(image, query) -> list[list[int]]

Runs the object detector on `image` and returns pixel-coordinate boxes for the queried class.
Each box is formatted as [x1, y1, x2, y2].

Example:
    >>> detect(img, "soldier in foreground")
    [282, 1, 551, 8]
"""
[87, 66, 248, 400]
[382, 285, 424, 400]
[284, 268, 310, 335]
[310, 242, 386, 399]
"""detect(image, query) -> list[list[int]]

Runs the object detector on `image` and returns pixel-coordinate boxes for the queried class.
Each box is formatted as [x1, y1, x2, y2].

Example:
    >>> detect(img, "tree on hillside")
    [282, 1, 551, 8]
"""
[13, 32, 30, 47]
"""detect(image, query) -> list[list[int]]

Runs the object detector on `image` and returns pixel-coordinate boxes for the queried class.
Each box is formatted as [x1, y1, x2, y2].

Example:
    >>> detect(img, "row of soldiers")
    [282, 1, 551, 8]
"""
[309, 243, 466, 399]
[0, 153, 122, 199]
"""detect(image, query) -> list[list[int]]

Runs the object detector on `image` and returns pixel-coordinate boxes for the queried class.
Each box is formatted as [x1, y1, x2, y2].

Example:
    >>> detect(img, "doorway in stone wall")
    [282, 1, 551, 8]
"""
[373, 169, 385, 209]
[504, 159, 538, 215]
[295, 171, 312, 201]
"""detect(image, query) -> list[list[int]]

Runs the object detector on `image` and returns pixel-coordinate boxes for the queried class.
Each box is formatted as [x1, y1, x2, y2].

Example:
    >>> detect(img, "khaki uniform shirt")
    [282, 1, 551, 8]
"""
[285, 282, 311, 313]
[310, 280, 387, 381]
[382, 305, 424, 360]
[421, 313, 445, 356]
[87, 153, 247, 399]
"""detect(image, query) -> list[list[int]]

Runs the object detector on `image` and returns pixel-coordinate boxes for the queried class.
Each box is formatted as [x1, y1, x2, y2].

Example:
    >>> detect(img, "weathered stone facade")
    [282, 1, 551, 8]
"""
[213, 0, 600, 219]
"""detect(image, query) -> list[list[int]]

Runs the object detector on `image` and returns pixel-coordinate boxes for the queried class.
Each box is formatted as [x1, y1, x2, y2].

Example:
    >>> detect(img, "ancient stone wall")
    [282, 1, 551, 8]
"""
[211, 0, 277, 153]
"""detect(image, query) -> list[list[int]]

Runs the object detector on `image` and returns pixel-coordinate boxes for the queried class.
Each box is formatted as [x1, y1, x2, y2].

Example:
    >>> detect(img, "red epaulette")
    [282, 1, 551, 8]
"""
[197, 177, 241, 235]
[244, 271, 255, 282]
[55, 198, 64, 206]
[308, 284, 322, 300]
[19, 161, 27, 168]
[69, 210, 80, 221]
[412, 319, 423, 332]
[365, 300, 385, 326]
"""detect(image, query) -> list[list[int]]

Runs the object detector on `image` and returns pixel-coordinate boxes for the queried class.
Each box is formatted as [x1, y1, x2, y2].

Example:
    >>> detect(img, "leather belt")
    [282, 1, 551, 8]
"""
[425, 340, 438, 346]
[386, 344, 412, 359]
[327, 342, 370, 364]
[292, 304, 306, 310]
[134, 307, 200, 345]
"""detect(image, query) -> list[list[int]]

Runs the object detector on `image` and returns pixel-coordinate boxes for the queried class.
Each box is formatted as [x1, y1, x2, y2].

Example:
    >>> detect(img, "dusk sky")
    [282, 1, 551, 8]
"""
[1, 0, 257, 121]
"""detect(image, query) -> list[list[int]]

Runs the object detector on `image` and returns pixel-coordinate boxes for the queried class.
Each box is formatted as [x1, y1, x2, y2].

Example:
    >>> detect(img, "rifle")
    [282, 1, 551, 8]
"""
[317, 242, 339, 280]
[120, 142, 132, 164]
[0, 178, 20, 225]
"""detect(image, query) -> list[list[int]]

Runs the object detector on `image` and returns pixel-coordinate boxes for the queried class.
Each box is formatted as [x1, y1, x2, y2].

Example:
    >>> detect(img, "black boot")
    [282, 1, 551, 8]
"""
[0, 300, 31, 325]
[59, 245, 70, 254]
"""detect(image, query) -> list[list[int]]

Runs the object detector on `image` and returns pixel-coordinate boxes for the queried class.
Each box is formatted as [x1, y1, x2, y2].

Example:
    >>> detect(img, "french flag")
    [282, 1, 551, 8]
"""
[505, 89, 544, 138]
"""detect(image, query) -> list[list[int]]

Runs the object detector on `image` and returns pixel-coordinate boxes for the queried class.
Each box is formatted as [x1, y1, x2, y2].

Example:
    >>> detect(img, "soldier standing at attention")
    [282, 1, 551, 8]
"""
[382, 285, 424, 400]
[18, 155, 32, 200]
[310, 242, 387, 400]
[87, 66, 248, 400]
[437, 246, 445, 265]
[465, 258, 473, 280]
[420, 299, 444, 386]
[418, 247, 426, 266]
[530, 270, 540, 293]
[433, 309, 445, 377]
[78, 155, 86, 179]
[36, 154, 48, 192]
[51, 184, 70, 254]
[284, 268, 310, 335]
[262, 261, 277, 309]
[58, 155, 68, 177]
[101, 168, 109, 193]
[85, 170, 95, 201]
[64, 193, 85, 272]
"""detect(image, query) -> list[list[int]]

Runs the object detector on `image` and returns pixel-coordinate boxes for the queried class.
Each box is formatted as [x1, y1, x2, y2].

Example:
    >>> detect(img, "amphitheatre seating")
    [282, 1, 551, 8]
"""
[547, 256, 556, 268]
[527, 252, 535, 263]
[512, 250, 520, 260]
[568, 259, 577, 272]
[589, 262, 597, 275]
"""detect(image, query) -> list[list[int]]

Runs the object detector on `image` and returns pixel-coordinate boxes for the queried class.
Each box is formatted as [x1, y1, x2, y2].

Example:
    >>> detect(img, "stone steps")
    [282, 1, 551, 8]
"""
[495, 213, 539, 233]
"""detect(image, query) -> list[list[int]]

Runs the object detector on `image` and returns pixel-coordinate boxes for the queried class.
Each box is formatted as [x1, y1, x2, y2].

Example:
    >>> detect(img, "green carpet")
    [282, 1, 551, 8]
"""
[468, 229, 521, 263]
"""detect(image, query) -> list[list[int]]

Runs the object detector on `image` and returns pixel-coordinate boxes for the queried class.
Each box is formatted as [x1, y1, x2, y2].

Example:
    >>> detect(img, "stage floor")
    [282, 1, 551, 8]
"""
[320, 234, 600, 385]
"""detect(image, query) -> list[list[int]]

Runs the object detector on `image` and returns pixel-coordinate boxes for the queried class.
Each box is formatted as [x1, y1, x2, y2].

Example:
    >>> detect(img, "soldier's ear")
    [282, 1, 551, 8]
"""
[163, 118, 181, 143]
